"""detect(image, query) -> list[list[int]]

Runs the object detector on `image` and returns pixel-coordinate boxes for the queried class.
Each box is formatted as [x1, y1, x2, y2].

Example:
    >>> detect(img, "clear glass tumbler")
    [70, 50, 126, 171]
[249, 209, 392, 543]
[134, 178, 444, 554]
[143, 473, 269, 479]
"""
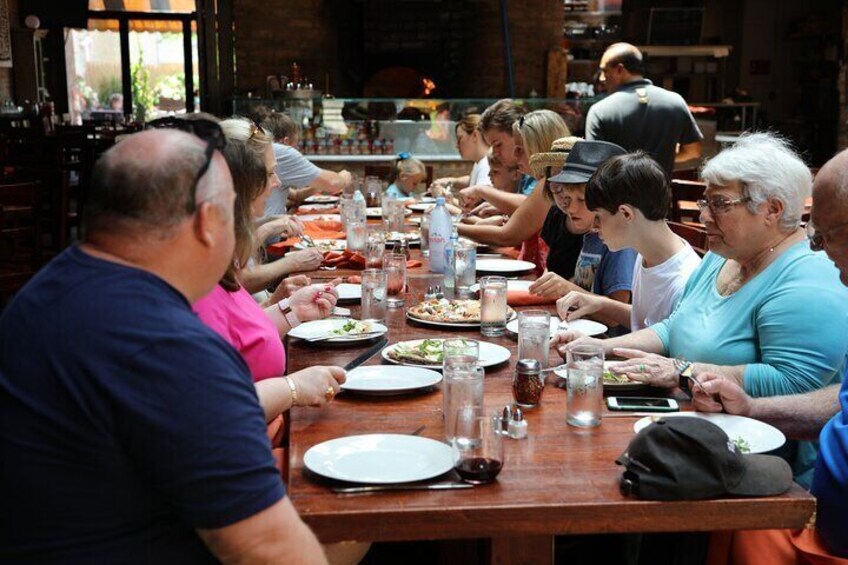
[480, 276, 508, 337]
[442, 338, 480, 432]
[566, 344, 605, 428]
[453, 411, 504, 485]
[444, 364, 484, 446]
[517, 309, 551, 368]
[364, 232, 386, 269]
[346, 219, 367, 253]
[360, 268, 387, 322]
[454, 242, 477, 298]
[383, 252, 407, 308]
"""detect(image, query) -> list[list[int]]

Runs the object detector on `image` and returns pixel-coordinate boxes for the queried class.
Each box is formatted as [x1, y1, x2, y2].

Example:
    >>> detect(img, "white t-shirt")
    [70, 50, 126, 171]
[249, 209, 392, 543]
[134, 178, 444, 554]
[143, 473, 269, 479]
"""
[468, 155, 493, 187]
[630, 240, 701, 331]
[264, 143, 321, 216]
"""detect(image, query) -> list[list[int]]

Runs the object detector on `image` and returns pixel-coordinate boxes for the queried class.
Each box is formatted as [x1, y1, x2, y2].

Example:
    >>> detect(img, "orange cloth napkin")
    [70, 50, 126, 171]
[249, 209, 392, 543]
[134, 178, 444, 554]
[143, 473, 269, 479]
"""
[507, 290, 556, 306]
[322, 250, 422, 271]
[267, 220, 346, 255]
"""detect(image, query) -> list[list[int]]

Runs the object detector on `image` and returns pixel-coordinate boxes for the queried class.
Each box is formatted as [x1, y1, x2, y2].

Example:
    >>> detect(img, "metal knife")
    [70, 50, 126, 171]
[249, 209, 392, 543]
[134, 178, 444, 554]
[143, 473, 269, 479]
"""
[332, 481, 473, 494]
[343, 337, 389, 371]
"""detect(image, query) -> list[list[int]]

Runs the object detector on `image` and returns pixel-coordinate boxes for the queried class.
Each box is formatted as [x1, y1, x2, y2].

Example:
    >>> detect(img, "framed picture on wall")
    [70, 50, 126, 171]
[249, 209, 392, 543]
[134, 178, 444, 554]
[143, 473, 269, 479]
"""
[0, 0, 11, 68]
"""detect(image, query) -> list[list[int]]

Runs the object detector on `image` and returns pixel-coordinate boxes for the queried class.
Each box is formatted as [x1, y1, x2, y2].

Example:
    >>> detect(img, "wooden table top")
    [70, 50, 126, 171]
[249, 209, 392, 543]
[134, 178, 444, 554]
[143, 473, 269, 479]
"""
[284, 243, 815, 560]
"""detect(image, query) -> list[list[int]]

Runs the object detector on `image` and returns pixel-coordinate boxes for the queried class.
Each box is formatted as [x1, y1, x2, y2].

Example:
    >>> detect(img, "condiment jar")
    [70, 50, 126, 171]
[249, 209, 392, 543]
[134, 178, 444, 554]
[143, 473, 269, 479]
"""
[512, 359, 544, 408]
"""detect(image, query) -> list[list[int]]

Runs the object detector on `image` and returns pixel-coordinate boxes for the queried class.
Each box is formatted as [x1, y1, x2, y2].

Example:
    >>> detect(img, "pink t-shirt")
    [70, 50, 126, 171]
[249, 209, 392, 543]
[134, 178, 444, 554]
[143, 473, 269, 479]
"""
[193, 284, 286, 382]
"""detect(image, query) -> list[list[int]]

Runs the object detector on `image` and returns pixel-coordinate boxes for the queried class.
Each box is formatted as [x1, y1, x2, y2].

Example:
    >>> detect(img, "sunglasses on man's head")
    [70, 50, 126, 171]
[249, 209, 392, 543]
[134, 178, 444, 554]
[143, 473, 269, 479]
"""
[146, 117, 227, 213]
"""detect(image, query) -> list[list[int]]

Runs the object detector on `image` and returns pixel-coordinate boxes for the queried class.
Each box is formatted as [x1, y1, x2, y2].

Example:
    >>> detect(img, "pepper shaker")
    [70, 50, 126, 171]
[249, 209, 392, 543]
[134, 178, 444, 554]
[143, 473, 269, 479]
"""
[500, 405, 513, 436]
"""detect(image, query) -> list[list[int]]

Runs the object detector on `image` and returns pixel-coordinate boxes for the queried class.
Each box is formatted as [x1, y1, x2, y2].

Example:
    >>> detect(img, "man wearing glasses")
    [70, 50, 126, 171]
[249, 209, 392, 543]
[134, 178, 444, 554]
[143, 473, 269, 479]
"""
[691, 149, 848, 561]
[0, 127, 327, 563]
[586, 42, 703, 177]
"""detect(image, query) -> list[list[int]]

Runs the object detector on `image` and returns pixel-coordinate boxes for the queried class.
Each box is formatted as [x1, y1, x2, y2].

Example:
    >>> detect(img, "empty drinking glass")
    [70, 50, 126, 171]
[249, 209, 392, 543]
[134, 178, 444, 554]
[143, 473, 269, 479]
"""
[517, 310, 551, 368]
[365, 232, 386, 268]
[444, 363, 484, 445]
[566, 344, 605, 428]
[360, 269, 387, 322]
[453, 411, 504, 485]
[383, 252, 407, 308]
[480, 276, 508, 337]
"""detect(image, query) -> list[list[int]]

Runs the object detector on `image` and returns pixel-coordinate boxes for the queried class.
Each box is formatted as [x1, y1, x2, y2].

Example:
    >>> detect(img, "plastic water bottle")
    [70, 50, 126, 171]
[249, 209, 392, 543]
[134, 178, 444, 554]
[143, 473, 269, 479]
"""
[443, 229, 459, 291]
[352, 188, 367, 224]
[428, 197, 452, 273]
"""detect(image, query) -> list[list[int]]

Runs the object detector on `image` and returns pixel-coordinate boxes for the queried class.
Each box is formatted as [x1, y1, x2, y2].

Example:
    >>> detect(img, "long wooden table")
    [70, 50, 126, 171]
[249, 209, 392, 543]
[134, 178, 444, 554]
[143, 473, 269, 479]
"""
[284, 251, 815, 564]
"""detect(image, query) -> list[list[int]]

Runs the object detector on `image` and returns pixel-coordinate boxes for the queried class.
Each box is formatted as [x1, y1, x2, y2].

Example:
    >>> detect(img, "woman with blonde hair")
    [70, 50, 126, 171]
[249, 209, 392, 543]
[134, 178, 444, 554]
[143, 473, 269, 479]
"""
[431, 114, 492, 195]
[458, 109, 583, 277]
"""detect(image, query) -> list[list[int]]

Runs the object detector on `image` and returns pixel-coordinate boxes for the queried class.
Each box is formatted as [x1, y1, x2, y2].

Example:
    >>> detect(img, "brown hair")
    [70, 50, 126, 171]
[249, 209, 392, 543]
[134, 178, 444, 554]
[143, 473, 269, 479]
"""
[261, 111, 300, 143]
[480, 99, 523, 135]
[219, 118, 274, 291]
[455, 114, 482, 136]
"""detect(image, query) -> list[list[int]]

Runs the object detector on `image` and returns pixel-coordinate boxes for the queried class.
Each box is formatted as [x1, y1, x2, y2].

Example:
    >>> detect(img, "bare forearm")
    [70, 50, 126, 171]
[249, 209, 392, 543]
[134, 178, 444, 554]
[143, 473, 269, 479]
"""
[478, 186, 527, 215]
[606, 328, 665, 357]
[747, 385, 841, 441]
[255, 378, 294, 421]
[594, 296, 632, 328]
[690, 363, 745, 387]
[458, 197, 547, 246]
[241, 260, 295, 294]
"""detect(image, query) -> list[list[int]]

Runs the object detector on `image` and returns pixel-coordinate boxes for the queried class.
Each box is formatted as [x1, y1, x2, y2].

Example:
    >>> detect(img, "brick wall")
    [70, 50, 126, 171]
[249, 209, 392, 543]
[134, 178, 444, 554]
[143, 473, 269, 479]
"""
[232, 0, 563, 98]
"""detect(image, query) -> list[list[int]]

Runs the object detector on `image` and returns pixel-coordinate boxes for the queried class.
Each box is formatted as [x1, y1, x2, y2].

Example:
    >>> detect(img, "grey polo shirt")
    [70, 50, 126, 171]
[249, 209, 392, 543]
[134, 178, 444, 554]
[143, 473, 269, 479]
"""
[585, 79, 702, 176]
[263, 142, 321, 216]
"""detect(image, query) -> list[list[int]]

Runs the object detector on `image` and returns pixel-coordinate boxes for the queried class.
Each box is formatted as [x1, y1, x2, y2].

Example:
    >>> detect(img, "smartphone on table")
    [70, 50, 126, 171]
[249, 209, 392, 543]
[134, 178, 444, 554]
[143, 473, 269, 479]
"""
[606, 396, 679, 412]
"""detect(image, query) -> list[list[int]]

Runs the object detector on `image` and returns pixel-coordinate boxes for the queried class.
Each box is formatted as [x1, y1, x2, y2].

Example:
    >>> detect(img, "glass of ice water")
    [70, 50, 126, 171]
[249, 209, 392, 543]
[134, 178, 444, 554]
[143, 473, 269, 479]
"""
[480, 276, 508, 337]
[360, 268, 387, 322]
[566, 344, 605, 428]
[442, 338, 480, 435]
[454, 242, 477, 298]
[517, 310, 551, 368]
[444, 364, 484, 445]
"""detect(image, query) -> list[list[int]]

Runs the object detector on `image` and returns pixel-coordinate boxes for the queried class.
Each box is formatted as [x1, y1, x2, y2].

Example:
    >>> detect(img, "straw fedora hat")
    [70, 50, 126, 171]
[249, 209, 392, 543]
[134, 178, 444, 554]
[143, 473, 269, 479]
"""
[528, 136, 582, 178]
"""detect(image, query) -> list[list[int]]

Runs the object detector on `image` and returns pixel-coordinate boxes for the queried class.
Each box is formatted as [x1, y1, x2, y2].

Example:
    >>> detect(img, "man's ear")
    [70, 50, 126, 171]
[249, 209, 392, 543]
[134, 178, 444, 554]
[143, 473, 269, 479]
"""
[193, 201, 219, 247]
[619, 204, 635, 220]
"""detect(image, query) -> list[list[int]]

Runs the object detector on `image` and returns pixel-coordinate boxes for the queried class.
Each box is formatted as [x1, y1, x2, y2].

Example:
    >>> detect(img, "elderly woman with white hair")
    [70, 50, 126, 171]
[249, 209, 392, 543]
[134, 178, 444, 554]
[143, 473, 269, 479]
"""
[553, 132, 848, 486]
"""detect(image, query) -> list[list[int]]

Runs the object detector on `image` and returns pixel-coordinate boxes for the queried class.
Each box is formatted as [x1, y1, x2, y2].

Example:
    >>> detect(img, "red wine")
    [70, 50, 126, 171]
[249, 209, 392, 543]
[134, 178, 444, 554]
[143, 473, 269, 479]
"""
[455, 457, 503, 483]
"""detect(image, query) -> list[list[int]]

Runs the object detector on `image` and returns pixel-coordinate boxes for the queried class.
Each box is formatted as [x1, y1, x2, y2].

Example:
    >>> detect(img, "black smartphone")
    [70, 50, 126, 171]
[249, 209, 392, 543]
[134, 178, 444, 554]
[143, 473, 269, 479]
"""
[606, 396, 680, 412]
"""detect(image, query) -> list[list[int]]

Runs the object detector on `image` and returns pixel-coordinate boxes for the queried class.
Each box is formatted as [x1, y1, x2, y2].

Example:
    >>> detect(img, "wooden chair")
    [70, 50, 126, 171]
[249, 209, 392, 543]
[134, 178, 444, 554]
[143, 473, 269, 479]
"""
[670, 179, 707, 224]
[668, 220, 708, 256]
[0, 181, 42, 305]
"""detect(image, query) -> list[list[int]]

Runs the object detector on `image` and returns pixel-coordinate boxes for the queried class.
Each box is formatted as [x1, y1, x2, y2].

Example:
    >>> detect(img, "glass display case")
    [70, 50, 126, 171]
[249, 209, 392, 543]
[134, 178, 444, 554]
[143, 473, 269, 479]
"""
[231, 97, 598, 162]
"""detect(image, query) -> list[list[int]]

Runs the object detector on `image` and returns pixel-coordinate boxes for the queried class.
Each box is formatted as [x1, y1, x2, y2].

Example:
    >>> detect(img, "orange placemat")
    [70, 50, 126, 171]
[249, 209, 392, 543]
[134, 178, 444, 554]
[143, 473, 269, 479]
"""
[507, 290, 556, 306]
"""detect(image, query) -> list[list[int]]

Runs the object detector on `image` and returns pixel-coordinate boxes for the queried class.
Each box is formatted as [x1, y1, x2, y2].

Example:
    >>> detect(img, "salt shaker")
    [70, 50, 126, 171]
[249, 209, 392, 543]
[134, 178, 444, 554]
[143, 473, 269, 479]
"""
[500, 405, 513, 436]
[508, 408, 528, 439]
[512, 359, 545, 408]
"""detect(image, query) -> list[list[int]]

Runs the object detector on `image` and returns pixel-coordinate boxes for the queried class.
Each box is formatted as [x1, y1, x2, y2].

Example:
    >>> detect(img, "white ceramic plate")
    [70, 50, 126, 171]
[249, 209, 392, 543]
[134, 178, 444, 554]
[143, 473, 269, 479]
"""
[552, 361, 647, 392]
[304, 195, 340, 204]
[382, 339, 512, 369]
[297, 203, 338, 213]
[476, 258, 536, 274]
[294, 239, 347, 251]
[385, 231, 421, 244]
[336, 283, 362, 301]
[297, 214, 342, 223]
[633, 412, 786, 454]
[366, 207, 413, 218]
[304, 434, 455, 484]
[288, 319, 387, 343]
[342, 365, 442, 395]
[505, 316, 607, 338]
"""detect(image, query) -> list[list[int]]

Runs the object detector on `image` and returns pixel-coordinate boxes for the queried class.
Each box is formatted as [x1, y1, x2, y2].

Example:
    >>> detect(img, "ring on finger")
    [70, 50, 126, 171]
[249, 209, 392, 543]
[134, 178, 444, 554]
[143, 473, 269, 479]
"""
[639, 364, 646, 373]
[324, 386, 336, 401]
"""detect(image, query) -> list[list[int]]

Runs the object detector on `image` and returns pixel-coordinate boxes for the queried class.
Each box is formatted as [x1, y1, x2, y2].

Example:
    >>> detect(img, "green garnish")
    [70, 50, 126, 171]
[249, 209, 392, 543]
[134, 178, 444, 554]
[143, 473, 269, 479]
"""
[731, 436, 751, 454]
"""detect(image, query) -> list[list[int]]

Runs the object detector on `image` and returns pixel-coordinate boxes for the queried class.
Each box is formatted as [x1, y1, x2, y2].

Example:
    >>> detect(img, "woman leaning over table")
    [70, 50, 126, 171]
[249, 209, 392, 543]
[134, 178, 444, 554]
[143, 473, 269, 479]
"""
[458, 110, 576, 274]
[193, 117, 345, 419]
[553, 132, 848, 487]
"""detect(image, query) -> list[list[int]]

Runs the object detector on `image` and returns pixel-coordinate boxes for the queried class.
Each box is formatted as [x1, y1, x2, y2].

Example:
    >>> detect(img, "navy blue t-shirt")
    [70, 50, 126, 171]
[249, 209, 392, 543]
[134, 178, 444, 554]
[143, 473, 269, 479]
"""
[0, 246, 284, 563]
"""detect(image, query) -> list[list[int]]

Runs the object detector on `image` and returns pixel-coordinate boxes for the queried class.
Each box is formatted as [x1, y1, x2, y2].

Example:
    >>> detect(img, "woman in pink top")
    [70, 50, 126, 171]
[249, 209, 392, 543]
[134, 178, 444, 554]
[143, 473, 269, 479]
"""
[194, 118, 345, 420]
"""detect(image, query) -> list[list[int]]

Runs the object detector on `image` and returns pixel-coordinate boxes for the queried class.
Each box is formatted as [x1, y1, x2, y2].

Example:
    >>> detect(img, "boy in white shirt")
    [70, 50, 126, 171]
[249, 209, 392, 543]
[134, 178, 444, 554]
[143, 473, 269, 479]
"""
[557, 151, 701, 330]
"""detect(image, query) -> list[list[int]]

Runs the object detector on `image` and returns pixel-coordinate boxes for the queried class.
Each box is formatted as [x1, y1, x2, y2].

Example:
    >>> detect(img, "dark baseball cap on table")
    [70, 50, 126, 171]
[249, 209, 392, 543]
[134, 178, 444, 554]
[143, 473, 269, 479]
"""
[548, 140, 627, 184]
[616, 417, 793, 501]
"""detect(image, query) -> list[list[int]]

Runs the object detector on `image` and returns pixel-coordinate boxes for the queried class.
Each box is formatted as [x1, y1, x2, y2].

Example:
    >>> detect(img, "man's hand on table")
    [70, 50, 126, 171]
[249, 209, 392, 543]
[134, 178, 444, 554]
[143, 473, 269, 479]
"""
[691, 373, 753, 416]
[609, 349, 679, 389]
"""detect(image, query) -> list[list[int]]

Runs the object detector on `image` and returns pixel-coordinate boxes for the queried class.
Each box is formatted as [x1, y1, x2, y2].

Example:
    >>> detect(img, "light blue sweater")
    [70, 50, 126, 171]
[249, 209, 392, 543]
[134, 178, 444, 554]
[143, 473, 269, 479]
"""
[651, 241, 848, 486]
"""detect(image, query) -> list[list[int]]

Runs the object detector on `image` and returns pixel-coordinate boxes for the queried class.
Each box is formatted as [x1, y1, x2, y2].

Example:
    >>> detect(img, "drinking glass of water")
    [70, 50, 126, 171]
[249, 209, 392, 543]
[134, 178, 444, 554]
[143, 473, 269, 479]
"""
[454, 242, 477, 298]
[346, 220, 367, 253]
[517, 310, 551, 368]
[480, 276, 508, 337]
[442, 338, 480, 435]
[566, 344, 605, 428]
[360, 269, 387, 322]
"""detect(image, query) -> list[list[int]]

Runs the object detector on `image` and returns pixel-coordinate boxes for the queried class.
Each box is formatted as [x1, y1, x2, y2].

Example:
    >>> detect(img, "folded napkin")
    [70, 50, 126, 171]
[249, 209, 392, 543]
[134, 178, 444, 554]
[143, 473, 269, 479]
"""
[267, 220, 347, 255]
[507, 290, 556, 306]
[322, 250, 422, 270]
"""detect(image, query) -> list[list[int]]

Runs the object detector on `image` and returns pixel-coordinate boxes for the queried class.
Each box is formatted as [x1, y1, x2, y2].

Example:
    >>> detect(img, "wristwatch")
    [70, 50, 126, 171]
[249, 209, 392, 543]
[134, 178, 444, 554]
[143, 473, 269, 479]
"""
[674, 358, 694, 394]
[277, 299, 300, 328]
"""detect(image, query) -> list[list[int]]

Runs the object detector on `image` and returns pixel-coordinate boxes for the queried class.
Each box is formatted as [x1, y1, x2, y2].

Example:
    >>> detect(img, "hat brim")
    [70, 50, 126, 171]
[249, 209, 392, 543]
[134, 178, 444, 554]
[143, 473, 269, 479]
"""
[727, 454, 793, 497]
[548, 170, 592, 184]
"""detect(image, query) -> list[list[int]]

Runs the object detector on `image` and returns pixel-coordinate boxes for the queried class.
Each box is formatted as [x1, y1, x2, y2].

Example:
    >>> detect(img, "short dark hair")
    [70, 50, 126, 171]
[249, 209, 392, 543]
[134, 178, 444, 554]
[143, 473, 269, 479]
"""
[480, 99, 523, 135]
[261, 111, 300, 142]
[585, 152, 669, 221]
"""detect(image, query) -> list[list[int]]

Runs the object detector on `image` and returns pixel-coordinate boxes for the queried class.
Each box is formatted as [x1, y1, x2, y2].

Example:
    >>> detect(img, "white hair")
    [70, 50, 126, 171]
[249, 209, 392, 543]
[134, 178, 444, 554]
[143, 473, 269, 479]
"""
[700, 132, 811, 232]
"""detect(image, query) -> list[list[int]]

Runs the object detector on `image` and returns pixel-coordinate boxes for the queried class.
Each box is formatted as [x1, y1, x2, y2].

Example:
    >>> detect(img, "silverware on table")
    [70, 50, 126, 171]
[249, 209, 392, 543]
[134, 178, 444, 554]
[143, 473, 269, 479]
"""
[332, 481, 473, 494]
[410, 424, 426, 436]
[305, 330, 385, 343]
[342, 337, 389, 371]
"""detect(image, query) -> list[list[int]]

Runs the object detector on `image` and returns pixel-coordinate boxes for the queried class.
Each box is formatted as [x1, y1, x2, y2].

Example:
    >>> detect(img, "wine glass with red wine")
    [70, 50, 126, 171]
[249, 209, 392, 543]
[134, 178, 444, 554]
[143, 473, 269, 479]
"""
[452, 410, 504, 484]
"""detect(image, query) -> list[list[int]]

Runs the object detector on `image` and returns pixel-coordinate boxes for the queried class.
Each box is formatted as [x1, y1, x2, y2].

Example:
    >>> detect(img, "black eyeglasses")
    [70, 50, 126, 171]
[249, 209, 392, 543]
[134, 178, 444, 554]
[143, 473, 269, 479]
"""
[146, 117, 227, 213]
[806, 220, 848, 252]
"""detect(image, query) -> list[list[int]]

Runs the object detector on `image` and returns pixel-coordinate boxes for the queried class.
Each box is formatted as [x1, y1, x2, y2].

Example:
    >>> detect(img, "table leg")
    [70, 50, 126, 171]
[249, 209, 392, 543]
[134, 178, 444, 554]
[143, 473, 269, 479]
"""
[489, 534, 553, 565]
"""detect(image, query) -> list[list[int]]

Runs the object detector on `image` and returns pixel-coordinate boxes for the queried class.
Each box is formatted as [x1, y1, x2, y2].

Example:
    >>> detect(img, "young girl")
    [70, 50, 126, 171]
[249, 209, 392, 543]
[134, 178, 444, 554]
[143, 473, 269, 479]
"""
[385, 152, 427, 198]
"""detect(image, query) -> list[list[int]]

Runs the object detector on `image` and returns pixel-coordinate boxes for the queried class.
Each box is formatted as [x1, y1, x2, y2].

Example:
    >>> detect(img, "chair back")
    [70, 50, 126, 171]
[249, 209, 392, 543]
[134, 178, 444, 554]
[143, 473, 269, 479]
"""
[668, 220, 709, 257]
[670, 179, 707, 224]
